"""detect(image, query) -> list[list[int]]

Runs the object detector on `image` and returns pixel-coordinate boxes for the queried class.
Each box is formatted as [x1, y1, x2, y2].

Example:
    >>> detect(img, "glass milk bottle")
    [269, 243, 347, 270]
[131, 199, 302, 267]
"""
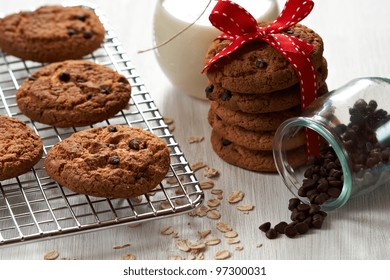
[273, 77, 390, 211]
[152, 0, 279, 99]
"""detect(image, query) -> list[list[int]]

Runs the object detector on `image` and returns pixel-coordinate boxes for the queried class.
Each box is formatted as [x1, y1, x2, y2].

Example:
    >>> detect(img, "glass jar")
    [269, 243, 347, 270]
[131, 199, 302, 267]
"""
[152, 0, 279, 99]
[273, 77, 390, 211]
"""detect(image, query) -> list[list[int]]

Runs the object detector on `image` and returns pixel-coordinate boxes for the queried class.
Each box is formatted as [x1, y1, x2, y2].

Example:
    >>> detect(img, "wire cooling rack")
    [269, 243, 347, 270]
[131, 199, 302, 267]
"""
[0, 2, 204, 247]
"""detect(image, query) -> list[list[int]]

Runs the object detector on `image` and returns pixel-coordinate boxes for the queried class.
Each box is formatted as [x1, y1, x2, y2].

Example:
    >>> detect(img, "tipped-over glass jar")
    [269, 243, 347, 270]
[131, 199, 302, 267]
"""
[273, 77, 390, 211]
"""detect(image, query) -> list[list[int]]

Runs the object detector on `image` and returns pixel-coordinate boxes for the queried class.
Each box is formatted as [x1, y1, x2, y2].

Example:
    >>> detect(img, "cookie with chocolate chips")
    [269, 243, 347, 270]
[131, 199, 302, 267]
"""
[204, 23, 324, 94]
[0, 115, 43, 181]
[210, 129, 305, 172]
[16, 60, 131, 127]
[44, 125, 170, 198]
[0, 5, 105, 62]
[208, 108, 305, 151]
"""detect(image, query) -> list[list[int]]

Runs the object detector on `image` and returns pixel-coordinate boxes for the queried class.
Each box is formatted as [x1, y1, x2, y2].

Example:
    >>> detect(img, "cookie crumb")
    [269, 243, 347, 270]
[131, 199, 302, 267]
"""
[256, 243, 263, 248]
[163, 116, 174, 125]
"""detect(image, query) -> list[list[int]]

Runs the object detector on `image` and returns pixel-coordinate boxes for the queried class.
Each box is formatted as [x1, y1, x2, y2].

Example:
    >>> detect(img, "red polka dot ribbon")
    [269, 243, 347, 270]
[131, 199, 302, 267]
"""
[202, 0, 320, 157]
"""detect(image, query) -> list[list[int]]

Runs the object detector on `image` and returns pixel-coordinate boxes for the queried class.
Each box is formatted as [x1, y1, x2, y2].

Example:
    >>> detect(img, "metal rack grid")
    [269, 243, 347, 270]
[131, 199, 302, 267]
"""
[0, 3, 204, 247]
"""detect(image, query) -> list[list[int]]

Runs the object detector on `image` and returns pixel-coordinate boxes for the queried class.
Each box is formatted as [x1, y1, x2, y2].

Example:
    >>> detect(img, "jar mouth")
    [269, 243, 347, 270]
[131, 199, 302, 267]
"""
[273, 116, 353, 211]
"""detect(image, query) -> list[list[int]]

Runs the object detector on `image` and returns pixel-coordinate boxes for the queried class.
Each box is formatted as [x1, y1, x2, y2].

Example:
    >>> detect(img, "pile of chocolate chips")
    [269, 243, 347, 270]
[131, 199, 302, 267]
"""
[260, 99, 389, 239]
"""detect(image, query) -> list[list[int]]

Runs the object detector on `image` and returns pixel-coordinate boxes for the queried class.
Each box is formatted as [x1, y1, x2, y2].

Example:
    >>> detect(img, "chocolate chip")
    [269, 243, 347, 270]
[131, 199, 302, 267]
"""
[284, 225, 298, 238]
[100, 85, 110, 94]
[59, 72, 71, 82]
[108, 127, 117, 132]
[129, 139, 143, 150]
[205, 84, 214, 96]
[221, 90, 232, 101]
[83, 31, 93, 39]
[255, 58, 267, 68]
[295, 222, 309, 234]
[74, 14, 88, 21]
[222, 138, 232, 146]
[67, 28, 77, 36]
[259, 222, 271, 232]
[274, 221, 288, 234]
[109, 155, 120, 165]
[265, 228, 278, 239]
[288, 198, 301, 210]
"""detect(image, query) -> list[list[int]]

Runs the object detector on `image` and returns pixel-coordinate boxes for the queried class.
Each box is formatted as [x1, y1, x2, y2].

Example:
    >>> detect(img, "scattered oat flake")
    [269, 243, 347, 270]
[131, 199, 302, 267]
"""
[191, 162, 207, 172]
[160, 226, 174, 235]
[207, 198, 220, 208]
[236, 204, 254, 212]
[211, 189, 223, 195]
[113, 244, 131, 250]
[216, 193, 223, 200]
[196, 205, 209, 217]
[44, 250, 59, 260]
[121, 253, 136, 260]
[235, 245, 244, 251]
[198, 230, 212, 239]
[170, 255, 183, 260]
[224, 231, 238, 238]
[227, 238, 240, 245]
[216, 222, 232, 233]
[188, 136, 204, 144]
[163, 116, 174, 124]
[128, 223, 141, 228]
[227, 191, 245, 204]
[171, 232, 179, 238]
[196, 252, 205, 260]
[176, 239, 190, 252]
[256, 243, 263, 248]
[215, 250, 231, 260]
[187, 241, 206, 250]
[166, 177, 178, 184]
[205, 237, 221, 246]
[160, 201, 172, 209]
[204, 167, 219, 178]
[207, 209, 221, 220]
[200, 180, 215, 190]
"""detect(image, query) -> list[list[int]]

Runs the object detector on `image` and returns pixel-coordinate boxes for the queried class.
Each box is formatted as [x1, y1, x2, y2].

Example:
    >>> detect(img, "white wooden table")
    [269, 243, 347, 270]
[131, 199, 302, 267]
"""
[1, 0, 390, 260]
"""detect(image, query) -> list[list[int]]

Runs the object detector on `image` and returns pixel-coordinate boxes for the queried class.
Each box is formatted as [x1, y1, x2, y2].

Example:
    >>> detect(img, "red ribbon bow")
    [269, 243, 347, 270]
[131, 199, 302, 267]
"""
[203, 0, 320, 156]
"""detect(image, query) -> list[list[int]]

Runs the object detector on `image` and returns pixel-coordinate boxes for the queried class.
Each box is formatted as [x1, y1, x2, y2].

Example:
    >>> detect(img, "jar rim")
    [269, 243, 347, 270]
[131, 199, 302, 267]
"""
[273, 116, 353, 211]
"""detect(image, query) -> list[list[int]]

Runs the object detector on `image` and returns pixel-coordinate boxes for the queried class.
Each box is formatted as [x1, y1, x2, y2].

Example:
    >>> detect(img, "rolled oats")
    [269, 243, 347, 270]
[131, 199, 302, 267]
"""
[187, 241, 207, 250]
[227, 191, 245, 204]
[200, 180, 215, 190]
[236, 204, 255, 212]
[206, 209, 221, 220]
[216, 222, 232, 233]
[224, 231, 238, 238]
[235, 245, 244, 251]
[188, 136, 204, 144]
[170, 256, 183, 260]
[160, 226, 174, 235]
[204, 167, 219, 178]
[191, 162, 207, 172]
[214, 250, 231, 260]
[205, 237, 222, 246]
[163, 116, 174, 125]
[121, 253, 136, 260]
[198, 229, 212, 239]
[43, 250, 59, 260]
[207, 198, 220, 208]
[113, 244, 131, 250]
[227, 238, 240, 245]
[175, 239, 190, 252]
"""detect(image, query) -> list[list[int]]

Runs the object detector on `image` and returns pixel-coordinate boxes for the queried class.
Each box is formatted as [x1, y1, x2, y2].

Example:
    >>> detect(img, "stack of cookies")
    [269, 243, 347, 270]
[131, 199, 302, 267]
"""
[203, 24, 328, 172]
